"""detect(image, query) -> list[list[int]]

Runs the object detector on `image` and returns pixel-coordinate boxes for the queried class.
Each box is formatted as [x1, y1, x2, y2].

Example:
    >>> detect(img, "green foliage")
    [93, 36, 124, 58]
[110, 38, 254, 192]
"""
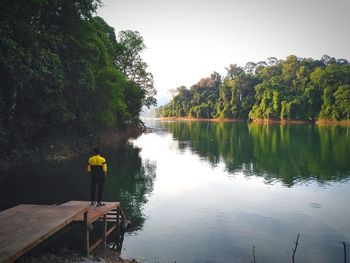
[162, 72, 221, 118]
[115, 30, 157, 108]
[319, 87, 335, 120]
[160, 56, 350, 122]
[249, 82, 284, 120]
[333, 85, 350, 120]
[0, 0, 154, 149]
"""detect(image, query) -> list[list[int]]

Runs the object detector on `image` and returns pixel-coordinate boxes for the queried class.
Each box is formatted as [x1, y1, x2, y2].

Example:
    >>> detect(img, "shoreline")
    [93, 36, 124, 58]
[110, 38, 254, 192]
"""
[160, 117, 247, 122]
[0, 124, 145, 170]
[160, 117, 350, 125]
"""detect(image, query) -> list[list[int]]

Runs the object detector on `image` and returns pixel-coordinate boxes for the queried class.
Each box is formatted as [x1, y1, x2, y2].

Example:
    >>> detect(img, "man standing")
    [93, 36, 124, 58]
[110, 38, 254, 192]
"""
[87, 147, 107, 206]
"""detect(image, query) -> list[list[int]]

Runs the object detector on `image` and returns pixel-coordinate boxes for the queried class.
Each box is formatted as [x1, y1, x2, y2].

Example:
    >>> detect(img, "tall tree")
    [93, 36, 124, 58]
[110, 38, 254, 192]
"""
[115, 30, 157, 107]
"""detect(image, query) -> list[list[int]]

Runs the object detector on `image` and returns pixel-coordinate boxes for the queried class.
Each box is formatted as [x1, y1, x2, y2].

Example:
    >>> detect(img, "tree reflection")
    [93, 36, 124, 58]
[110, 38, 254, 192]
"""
[0, 141, 157, 232]
[164, 121, 350, 186]
[105, 143, 156, 231]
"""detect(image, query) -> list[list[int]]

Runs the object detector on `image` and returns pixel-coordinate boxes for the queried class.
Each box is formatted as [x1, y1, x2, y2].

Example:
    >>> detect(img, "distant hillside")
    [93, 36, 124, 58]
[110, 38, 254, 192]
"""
[159, 55, 350, 122]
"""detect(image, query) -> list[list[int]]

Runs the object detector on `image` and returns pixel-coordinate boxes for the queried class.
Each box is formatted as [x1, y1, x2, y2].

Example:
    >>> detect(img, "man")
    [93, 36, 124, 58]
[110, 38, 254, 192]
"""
[87, 147, 107, 206]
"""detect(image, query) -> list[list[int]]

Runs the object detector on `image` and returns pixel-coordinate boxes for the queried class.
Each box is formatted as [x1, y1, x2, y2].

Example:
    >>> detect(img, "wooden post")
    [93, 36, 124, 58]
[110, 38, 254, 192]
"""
[116, 207, 120, 241]
[83, 211, 89, 256]
[343, 241, 347, 263]
[102, 214, 107, 248]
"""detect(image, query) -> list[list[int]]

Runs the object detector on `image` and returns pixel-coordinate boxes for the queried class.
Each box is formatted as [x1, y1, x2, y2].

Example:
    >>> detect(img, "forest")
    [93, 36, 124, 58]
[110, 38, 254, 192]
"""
[159, 55, 350, 122]
[0, 0, 156, 150]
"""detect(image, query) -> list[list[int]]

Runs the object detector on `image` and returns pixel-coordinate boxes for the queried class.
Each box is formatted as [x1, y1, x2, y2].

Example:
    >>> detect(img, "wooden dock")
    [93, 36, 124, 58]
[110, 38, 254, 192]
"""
[0, 201, 125, 263]
[61, 201, 125, 254]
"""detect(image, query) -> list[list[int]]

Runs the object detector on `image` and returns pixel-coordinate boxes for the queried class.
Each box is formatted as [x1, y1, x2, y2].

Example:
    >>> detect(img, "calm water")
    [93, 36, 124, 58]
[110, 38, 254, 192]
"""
[0, 121, 350, 262]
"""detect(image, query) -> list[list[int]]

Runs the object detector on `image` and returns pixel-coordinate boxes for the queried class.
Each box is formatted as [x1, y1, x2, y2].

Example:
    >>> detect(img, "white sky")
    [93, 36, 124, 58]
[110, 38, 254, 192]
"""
[97, 0, 350, 105]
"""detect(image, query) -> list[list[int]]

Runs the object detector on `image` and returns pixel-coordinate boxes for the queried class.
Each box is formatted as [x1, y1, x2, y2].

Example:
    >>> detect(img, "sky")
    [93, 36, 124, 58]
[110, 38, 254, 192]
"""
[97, 0, 350, 105]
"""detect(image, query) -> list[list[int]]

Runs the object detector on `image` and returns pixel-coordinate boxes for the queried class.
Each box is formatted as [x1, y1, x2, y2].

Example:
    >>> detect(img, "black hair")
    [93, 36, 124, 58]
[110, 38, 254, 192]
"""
[93, 147, 101, 155]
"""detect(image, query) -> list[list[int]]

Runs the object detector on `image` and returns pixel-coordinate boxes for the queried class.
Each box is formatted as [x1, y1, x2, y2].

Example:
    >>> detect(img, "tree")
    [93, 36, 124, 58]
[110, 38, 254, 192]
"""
[267, 57, 278, 66]
[319, 87, 334, 120]
[244, 62, 256, 75]
[115, 30, 157, 107]
[334, 85, 350, 120]
[225, 64, 244, 79]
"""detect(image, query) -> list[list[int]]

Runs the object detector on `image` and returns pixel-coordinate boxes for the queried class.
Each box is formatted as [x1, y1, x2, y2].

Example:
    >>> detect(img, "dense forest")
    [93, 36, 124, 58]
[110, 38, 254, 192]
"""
[159, 55, 350, 122]
[0, 0, 156, 150]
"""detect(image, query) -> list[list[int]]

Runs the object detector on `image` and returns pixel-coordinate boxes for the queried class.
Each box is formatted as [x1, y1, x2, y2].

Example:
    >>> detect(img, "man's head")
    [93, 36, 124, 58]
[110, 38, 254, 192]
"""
[93, 147, 101, 155]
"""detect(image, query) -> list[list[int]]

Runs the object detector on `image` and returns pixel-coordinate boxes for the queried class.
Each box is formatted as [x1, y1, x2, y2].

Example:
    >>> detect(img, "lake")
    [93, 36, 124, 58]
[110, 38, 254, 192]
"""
[0, 121, 349, 263]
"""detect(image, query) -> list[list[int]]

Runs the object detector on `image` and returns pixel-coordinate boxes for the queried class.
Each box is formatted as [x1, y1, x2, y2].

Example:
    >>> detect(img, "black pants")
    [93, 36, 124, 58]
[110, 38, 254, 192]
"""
[90, 174, 105, 203]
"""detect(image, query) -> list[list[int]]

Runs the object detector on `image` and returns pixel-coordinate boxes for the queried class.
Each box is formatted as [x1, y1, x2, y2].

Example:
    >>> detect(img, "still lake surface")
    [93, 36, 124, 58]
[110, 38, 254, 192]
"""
[0, 120, 349, 262]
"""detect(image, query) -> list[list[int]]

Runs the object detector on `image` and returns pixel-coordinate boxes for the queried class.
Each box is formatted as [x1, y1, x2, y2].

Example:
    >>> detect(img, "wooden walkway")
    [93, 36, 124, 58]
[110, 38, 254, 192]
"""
[0, 201, 125, 263]
[0, 204, 88, 263]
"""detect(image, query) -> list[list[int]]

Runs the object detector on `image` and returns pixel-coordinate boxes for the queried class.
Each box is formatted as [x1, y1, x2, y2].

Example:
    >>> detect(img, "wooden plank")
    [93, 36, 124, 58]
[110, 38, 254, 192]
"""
[116, 207, 120, 240]
[61, 201, 119, 224]
[106, 225, 117, 236]
[102, 215, 107, 247]
[0, 204, 88, 262]
[106, 219, 118, 223]
[90, 238, 103, 252]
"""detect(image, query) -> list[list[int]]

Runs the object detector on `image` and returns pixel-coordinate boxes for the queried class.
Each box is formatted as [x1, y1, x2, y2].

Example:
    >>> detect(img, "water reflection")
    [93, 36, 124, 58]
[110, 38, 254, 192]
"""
[0, 142, 157, 232]
[161, 121, 350, 186]
[1, 121, 349, 262]
[121, 124, 350, 263]
[105, 143, 156, 231]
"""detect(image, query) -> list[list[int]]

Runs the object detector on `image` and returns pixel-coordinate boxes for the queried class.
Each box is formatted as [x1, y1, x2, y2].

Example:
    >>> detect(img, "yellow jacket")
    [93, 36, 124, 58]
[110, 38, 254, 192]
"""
[87, 155, 107, 175]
